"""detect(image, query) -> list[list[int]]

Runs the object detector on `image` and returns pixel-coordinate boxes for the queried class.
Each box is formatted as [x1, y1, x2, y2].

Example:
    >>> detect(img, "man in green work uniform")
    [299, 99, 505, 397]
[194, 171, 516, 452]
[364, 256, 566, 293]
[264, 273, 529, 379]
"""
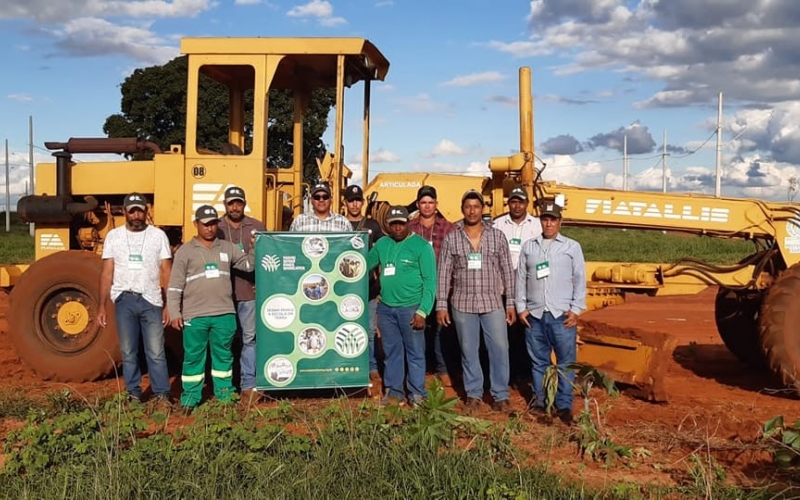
[167, 205, 255, 412]
[367, 206, 437, 406]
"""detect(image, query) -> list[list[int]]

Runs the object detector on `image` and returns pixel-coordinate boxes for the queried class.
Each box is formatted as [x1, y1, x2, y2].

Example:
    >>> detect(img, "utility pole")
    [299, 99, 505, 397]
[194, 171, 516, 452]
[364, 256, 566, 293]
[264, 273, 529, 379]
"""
[29, 115, 35, 236]
[715, 92, 723, 197]
[662, 130, 667, 194]
[623, 135, 628, 191]
[5, 139, 9, 233]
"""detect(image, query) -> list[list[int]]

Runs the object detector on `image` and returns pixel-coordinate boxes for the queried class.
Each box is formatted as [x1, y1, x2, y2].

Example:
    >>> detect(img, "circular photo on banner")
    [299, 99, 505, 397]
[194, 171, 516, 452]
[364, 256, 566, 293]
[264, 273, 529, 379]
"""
[265, 357, 295, 386]
[301, 274, 329, 301]
[261, 296, 296, 329]
[303, 236, 328, 259]
[339, 295, 364, 320]
[336, 252, 366, 281]
[333, 323, 368, 358]
[298, 326, 327, 356]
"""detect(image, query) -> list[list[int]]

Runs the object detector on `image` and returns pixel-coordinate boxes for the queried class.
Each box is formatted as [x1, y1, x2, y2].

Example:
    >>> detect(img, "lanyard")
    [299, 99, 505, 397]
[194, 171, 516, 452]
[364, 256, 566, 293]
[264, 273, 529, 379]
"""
[125, 227, 147, 255]
[225, 218, 244, 248]
[388, 237, 410, 265]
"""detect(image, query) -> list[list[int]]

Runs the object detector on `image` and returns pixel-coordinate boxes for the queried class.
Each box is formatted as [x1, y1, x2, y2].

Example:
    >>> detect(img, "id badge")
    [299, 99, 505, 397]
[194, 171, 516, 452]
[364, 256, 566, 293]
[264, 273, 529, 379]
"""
[535, 261, 550, 279]
[205, 262, 220, 279]
[509, 237, 522, 254]
[219, 252, 229, 263]
[236, 242, 244, 251]
[128, 254, 143, 270]
[467, 253, 482, 270]
[383, 264, 396, 276]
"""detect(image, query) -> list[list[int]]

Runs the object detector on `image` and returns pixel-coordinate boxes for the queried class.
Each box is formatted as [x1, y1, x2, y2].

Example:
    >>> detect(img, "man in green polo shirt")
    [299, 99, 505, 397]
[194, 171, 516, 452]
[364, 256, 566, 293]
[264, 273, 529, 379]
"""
[367, 206, 437, 406]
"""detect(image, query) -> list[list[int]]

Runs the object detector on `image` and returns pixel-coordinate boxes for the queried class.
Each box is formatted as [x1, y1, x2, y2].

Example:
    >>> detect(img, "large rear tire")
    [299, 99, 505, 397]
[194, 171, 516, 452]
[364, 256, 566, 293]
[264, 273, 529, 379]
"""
[8, 251, 120, 382]
[714, 287, 766, 367]
[760, 264, 800, 394]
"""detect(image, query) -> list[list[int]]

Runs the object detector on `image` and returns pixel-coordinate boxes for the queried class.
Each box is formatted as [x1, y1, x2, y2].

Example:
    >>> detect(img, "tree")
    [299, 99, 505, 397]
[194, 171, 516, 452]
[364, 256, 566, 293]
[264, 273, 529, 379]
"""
[103, 56, 335, 183]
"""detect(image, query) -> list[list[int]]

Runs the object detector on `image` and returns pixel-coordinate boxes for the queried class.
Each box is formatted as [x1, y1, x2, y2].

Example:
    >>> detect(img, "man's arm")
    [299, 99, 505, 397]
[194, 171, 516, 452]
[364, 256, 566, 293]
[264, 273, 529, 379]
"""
[159, 258, 172, 325]
[435, 234, 453, 311]
[367, 240, 382, 272]
[231, 240, 255, 271]
[417, 242, 437, 317]
[97, 259, 114, 328]
[167, 249, 188, 329]
[570, 241, 587, 315]
[497, 231, 515, 308]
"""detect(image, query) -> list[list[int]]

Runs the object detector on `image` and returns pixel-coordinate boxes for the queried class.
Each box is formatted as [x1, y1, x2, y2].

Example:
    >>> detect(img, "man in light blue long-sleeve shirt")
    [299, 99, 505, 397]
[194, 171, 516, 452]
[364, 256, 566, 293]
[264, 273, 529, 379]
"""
[515, 202, 585, 425]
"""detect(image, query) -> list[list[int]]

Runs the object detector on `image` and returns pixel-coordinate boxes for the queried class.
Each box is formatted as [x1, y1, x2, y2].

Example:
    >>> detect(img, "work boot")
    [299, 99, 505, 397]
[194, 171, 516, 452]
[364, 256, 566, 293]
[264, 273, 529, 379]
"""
[149, 394, 173, 412]
[409, 395, 427, 409]
[557, 408, 574, 426]
[240, 389, 262, 407]
[463, 397, 483, 416]
[436, 372, 452, 388]
[379, 395, 404, 408]
[491, 399, 511, 413]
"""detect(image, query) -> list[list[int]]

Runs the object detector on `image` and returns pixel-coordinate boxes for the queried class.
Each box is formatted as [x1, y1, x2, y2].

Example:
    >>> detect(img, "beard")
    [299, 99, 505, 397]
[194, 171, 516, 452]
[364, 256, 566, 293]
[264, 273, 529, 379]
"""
[227, 211, 244, 222]
[128, 219, 146, 231]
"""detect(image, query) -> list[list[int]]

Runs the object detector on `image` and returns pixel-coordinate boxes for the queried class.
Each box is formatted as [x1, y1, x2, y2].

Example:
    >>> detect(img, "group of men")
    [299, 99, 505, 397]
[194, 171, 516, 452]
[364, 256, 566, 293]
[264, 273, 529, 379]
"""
[97, 180, 586, 423]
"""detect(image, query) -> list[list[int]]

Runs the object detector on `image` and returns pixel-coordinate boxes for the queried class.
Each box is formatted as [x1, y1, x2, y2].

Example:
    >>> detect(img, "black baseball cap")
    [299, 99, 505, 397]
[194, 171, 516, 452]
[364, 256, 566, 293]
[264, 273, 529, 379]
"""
[508, 187, 528, 201]
[224, 186, 245, 203]
[540, 202, 562, 218]
[311, 182, 331, 196]
[344, 185, 364, 201]
[417, 185, 437, 201]
[123, 193, 147, 212]
[195, 205, 220, 224]
[385, 206, 409, 224]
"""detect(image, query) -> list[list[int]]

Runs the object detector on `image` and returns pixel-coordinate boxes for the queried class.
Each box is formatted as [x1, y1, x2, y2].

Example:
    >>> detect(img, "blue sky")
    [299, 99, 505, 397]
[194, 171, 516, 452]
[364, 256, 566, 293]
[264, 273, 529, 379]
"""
[3, 0, 800, 207]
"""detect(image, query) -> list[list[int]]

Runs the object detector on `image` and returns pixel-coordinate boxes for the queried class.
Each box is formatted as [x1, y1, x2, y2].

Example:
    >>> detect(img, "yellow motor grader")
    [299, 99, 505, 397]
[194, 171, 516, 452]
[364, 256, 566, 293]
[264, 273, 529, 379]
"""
[1, 39, 798, 403]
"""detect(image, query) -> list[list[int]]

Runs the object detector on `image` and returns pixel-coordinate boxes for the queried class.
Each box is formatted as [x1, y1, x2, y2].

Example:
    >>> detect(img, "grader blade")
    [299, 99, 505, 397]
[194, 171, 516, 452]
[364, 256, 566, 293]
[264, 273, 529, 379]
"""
[576, 322, 677, 402]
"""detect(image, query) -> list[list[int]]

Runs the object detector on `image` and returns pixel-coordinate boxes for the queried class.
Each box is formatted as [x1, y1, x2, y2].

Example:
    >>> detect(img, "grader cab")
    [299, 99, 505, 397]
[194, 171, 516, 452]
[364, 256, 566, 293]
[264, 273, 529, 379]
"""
[3, 37, 388, 382]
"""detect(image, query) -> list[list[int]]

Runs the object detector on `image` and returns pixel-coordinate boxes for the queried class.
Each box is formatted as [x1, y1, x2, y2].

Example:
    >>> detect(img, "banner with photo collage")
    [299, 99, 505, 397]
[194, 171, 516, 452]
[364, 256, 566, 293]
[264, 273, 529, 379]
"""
[254, 232, 369, 390]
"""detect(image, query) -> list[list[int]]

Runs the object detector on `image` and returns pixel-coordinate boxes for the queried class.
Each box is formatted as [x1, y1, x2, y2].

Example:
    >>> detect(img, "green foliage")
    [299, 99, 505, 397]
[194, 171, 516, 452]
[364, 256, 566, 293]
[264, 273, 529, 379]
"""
[683, 452, 728, 499]
[762, 415, 800, 468]
[0, 212, 34, 263]
[574, 411, 632, 463]
[561, 226, 754, 264]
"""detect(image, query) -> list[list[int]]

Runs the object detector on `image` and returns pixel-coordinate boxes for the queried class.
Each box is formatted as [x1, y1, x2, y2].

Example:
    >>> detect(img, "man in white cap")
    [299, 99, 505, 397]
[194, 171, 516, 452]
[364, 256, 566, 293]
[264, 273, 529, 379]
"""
[367, 206, 436, 407]
[516, 202, 585, 425]
[167, 205, 255, 413]
[216, 185, 266, 404]
[289, 182, 350, 232]
[494, 186, 542, 389]
[98, 192, 173, 405]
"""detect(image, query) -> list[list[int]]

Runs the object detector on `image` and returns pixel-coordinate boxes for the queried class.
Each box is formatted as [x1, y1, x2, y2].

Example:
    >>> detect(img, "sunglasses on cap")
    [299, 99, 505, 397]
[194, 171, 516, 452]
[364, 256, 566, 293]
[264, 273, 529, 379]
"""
[312, 194, 331, 201]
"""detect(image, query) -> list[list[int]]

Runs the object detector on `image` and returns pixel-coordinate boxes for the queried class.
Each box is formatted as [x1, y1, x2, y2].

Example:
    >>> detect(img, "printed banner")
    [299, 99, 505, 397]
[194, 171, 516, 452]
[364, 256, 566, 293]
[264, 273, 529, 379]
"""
[255, 232, 369, 390]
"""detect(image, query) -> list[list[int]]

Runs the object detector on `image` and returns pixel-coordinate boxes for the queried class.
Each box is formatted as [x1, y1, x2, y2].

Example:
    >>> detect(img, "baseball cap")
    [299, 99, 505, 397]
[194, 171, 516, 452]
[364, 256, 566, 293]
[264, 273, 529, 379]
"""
[194, 205, 220, 224]
[508, 187, 528, 201]
[123, 193, 147, 212]
[540, 202, 562, 218]
[311, 182, 331, 196]
[385, 206, 409, 224]
[344, 185, 364, 201]
[224, 186, 245, 203]
[461, 189, 484, 204]
[417, 185, 437, 201]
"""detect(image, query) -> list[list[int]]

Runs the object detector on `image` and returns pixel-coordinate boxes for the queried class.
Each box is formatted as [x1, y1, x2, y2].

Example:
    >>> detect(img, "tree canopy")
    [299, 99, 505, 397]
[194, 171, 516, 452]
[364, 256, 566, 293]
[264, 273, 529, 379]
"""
[103, 55, 335, 183]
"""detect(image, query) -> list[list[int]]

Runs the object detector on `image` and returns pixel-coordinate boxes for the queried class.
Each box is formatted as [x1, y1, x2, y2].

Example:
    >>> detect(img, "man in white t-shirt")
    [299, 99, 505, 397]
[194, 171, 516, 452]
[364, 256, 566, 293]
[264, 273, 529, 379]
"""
[97, 193, 173, 403]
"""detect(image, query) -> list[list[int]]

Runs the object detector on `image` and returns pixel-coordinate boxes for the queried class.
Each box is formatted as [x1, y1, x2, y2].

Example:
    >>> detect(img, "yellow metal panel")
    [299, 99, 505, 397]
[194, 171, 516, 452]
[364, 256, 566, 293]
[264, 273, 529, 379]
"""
[0, 265, 29, 287]
[36, 162, 56, 195]
[35, 228, 70, 260]
[153, 153, 185, 226]
[71, 161, 155, 195]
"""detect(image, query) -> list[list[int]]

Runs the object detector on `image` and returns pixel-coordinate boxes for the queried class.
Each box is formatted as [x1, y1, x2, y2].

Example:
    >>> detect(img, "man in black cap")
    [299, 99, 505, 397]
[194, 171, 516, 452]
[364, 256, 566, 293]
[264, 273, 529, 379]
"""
[290, 182, 350, 232]
[367, 206, 436, 407]
[343, 184, 385, 389]
[493, 186, 542, 389]
[167, 205, 255, 412]
[216, 186, 266, 404]
[408, 185, 458, 387]
[98, 192, 173, 405]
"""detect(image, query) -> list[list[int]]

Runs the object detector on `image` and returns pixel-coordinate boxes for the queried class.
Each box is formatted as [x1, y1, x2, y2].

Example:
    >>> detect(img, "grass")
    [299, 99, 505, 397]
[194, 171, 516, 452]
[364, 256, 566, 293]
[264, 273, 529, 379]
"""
[0, 389, 772, 500]
[0, 212, 34, 264]
[0, 215, 756, 267]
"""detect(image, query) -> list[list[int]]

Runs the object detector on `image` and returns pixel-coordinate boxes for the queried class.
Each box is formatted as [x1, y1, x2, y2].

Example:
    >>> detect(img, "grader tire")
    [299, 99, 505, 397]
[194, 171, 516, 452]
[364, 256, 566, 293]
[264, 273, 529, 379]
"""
[8, 251, 120, 382]
[760, 264, 800, 394]
[714, 288, 766, 367]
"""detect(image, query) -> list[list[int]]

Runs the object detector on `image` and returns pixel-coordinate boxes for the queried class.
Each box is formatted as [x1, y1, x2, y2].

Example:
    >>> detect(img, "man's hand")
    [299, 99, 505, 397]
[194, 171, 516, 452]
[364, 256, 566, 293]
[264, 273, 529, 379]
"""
[97, 307, 107, 328]
[564, 311, 579, 328]
[506, 307, 517, 325]
[410, 313, 426, 330]
[161, 308, 170, 326]
[436, 310, 450, 327]
[169, 317, 184, 330]
[518, 310, 530, 328]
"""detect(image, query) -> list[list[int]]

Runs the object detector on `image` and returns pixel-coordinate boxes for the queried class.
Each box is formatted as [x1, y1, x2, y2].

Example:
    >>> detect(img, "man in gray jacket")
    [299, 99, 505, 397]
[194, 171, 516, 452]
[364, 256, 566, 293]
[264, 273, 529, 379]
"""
[167, 205, 255, 411]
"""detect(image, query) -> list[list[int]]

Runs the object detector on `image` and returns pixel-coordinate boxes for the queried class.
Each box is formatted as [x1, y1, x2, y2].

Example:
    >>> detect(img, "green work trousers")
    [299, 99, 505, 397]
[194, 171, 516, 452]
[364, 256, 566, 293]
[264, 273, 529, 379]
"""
[181, 313, 237, 408]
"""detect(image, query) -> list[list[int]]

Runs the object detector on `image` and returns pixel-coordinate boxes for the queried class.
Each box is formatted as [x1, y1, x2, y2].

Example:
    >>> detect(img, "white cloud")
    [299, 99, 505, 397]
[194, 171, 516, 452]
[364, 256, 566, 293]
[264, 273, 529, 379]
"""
[7, 94, 33, 102]
[349, 149, 401, 164]
[235, 0, 261, 4]
[426, 139, 467, 158]
[0, 0, 213, 23]
[287, 0, 346, 25]
[441, 71, 505, 87]
[391, 93, 449, 114]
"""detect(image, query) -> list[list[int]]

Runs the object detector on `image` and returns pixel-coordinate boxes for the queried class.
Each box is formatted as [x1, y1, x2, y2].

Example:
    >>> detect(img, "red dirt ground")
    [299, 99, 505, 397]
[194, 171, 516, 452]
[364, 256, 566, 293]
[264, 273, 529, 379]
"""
[0, 288, 798, 491]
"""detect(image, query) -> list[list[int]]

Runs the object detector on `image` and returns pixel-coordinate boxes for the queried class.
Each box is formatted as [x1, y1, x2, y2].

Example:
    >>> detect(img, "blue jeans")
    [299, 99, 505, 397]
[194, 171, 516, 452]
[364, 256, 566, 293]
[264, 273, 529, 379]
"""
[377, 303, 426, 400]
[236, 300, 257, 391]
[114, 292, 170, 398]
[452, 308, 509, 402]
[368, 298, 379, 373]
[525, 311, 577, 411]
